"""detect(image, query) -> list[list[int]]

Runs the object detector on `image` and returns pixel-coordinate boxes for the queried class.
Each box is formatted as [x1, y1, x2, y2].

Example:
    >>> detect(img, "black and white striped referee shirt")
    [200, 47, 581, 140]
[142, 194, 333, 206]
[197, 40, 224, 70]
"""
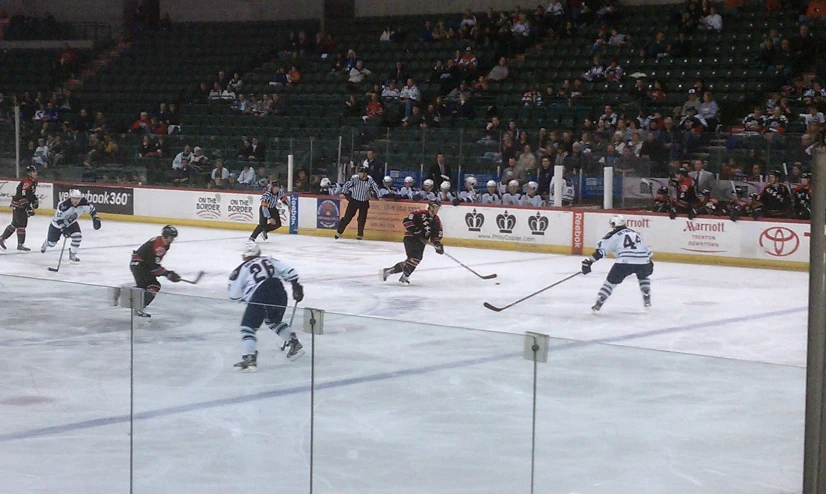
[341, 176, 381, 201]
[260, 189, 285, 218]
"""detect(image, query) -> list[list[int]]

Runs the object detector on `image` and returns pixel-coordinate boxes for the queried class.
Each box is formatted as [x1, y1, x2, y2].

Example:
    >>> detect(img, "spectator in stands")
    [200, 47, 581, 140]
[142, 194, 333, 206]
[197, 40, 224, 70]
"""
[699, 92, 720, 131]
[238, 165, 256, 187]
[248, 137, 266, 161]
[349, 60, 371, 85]
[363, 93, 384, 122]
[211, 160, 229, 184]
[488, 57, 510, 82]
[522, 86, 543, 106]
[419, 21, 433, 42]
[766, 106, 789, 134]
[458, 47, 477, 72]
[229, 73, 243, 92]
[150, 117, 167, 135]
[381, 81, 401, 102]
[400, 78, 420, 119]
[791, 25, 814, 62]
[599, 105, 618, 132]
[682, 89, 702, 116]
[615, 147, 641, 175]
[380, 26, 394, 42]
[32, 138, 51, 168]
[138, 136, 153, 158]
[768, 39, 794, 80]
[516, 144, 537, 178]
[800, 106, 825, 127]
[129, 112, 152, 136]
[268, 66, 288, 89]
[288, 66, 301, 84]
[640, 132, 667, 170]
[151, 136, 168, 158]
[604, 60, 624, 82]
[57, 42, 77, 79]
[641, 31, 668, 58]
[403, 105, 425, 128]
[582, 56, 606, 82]
[221, 85, 237, 101]
[91, 111, 107, 136]
[744, 106, 767, 132]
[699, 7, 722, 31]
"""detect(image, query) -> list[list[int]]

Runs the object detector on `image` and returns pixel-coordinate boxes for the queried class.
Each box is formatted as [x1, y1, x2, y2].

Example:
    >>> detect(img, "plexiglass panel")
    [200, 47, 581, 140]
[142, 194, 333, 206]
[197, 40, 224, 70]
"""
[0, 275, 131, 492]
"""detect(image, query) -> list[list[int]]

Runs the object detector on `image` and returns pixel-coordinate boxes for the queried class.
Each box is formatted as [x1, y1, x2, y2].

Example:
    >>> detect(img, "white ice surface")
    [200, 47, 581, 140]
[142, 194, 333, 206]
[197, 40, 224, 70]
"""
[0, 215, 808, 494]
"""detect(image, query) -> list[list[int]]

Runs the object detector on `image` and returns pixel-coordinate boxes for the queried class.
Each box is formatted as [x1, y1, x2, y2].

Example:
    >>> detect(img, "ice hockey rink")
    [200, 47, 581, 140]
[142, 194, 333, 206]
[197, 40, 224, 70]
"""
[0, 214, 808, 494]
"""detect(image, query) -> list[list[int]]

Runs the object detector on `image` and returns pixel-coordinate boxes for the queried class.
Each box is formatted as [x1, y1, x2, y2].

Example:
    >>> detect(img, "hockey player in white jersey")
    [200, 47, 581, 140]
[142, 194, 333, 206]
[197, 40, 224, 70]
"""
[318, 177, 340, 195]
[519, 181, 545, 207]
[502, 180, 522, 205]
[227, 243, 305, 371]
[377, 176, 399, 199]
[417, 179, 437, 201]
[438, 181, 459, 204]
[581, 215, 653, 313]
[457, 176, 479, 203]
[481, 180, 502, 204]
[41, 189, 101, 262]
[399, 176, 418, 199]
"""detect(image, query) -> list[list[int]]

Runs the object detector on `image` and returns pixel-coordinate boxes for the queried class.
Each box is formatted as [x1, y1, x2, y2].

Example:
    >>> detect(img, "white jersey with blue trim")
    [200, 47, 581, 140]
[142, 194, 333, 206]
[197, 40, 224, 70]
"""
[594, 227, 652, 265]
[51, 198, 97, 229]
[519, 194, 545, 207]
[228, 255, 299, 302]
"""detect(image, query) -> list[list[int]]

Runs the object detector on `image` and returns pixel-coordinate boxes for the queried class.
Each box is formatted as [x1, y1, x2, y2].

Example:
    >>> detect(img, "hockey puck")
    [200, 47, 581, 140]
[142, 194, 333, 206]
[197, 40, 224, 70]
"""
[495, 282, 500, 285]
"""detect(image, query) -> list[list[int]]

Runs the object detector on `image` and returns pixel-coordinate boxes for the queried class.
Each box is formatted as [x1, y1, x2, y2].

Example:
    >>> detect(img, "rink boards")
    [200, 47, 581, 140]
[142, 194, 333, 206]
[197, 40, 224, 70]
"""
[1, 180, 810, 271]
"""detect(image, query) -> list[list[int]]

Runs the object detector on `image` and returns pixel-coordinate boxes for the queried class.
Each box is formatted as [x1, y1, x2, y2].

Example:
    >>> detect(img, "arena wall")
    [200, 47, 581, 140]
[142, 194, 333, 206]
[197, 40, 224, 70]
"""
[354, 0, 681, 17]
[4, 181, 809, 271]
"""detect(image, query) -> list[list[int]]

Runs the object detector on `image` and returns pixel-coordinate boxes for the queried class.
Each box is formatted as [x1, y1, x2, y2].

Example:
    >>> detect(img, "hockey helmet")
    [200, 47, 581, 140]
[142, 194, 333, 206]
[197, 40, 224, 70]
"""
[161, 225, 178, 238]
[358, 165, 370, 174]
[802, 172, 812, 182]
[404, 176, 415, 184]
[26, 165, 37, 175]
[423, 179, 434, 188]
[68, 189, 83, 199]
[440, 181, 451, 190]
[527, 181, 538, 189]
[243, 242, 262, 259]
[657, 186, 669, 194]
[320, 177, 331, 187]
[508, 179, 519, 188]
[427, 198, 442, 211]
[676, 168, 689, 176]
[383, 176, 393, 184]
[270, 180, 282, 188]
[609, 215, 626, 228]
[734, 186, 747, 196]
[701, 188, 711, 196]
[486, 180, 497, 188]
[465, 176, 478, 186]
[769, 169, 782, 178]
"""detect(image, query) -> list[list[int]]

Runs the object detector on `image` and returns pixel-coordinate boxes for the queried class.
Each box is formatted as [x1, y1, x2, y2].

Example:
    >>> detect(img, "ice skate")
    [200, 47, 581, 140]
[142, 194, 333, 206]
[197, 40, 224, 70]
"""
[234, 351, 258, 372]
[398, 274, 410, 285]
[0, 238, 6, 250]
[380, 267, 393, 282]
[69, 252, 80, 262]
[334, 233, 341, 240]
[17, 244, 30, 251]
[356, 235, 363, 240]
[40, 240, 47, 253]
[262, 230, 268, 240]
[133, 309, 151, 318]
[284, 334, 304, 361]
[591, 299, 604, 314]
[643, 293, 651, 309]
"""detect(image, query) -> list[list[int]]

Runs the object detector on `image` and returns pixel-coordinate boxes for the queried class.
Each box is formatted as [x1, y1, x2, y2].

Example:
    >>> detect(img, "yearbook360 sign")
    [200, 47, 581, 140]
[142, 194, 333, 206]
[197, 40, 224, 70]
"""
[53, 183, 135, 215]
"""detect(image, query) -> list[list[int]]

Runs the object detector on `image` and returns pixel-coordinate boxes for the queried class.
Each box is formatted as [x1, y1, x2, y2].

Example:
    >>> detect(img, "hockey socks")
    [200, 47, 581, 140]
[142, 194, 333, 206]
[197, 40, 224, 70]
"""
[16, 228, 25, 247]
[402, 258, 419, 277]
[241, 326, 257, 355]
[0, 225, 14, 241]
[596, 282, 616, 304]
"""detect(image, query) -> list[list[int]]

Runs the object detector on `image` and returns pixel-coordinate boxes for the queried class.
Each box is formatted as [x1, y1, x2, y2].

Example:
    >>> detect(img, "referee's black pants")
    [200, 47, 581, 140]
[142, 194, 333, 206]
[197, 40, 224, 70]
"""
[337, 199, 369, 236]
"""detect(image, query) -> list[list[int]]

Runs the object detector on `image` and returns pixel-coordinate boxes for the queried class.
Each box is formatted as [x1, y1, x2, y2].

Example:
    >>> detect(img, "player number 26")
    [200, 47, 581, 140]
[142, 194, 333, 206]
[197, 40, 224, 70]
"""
[249, 259, 276, 283]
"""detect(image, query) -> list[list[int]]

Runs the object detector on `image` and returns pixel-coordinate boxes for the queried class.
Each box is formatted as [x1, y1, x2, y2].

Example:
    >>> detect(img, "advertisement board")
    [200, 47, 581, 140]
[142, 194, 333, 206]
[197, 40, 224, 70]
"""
[288, 194, 299, 234]
[339, 199, 423, 236]
[316, 198, 340, 229]
[438, 205, 571, 247]
[53, 183, 134, 215]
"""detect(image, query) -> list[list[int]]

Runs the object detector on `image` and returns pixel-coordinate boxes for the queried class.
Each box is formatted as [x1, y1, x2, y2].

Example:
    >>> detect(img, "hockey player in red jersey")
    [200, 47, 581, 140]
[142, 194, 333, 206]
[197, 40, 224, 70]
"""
[652, 186, 672, 213]
[669, 167, 698, 219]
[380, 199, 444, 285]
[726, 186, 752, 222]
[755, 169, 792, 218]
[129, 225, 181, 317]
[695, 189, 722, 216]
[793, 172, 812, 220]
[0, 165, 38, 251]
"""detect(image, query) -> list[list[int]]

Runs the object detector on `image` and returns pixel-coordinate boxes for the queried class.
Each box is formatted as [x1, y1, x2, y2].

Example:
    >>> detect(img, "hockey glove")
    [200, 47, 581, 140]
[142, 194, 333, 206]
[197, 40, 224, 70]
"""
[687, 208, 696, 220]
[433, 242, 444, 255]
[451, 197, 460, 206]
[25, 206, 35, 217]
[32, 199, 39, 210]
[291, 281, 304, 302]
[166, 271, 181, 282]
[92, 216, 102, 230]
[581, 258, 593, 275]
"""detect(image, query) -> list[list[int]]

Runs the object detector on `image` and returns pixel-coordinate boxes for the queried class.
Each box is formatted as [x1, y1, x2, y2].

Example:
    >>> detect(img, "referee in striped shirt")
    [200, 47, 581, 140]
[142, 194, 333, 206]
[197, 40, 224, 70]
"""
[335, 166, 381, 240]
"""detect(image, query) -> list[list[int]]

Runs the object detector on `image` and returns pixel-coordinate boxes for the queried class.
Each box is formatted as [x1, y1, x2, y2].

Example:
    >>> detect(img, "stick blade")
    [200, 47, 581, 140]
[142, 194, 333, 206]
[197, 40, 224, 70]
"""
[480, 273, 497, 280]
[191, 271, 205, 284]
[483, 302, 504, 312]
[47, 267, 59, 272]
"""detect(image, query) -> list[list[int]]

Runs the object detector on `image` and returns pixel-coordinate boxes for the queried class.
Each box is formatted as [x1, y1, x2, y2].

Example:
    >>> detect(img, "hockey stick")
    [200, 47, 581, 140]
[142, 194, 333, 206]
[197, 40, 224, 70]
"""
[179, 271, 205, 285]
[47, 237, 68, 272]
[443, 251, 497, 279]
[288, 300, 299, 326]
[483, 272, 581, 312]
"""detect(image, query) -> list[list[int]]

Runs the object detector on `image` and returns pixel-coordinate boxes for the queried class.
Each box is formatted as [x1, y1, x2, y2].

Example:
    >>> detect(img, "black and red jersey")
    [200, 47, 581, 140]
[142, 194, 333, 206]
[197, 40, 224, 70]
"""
[11, 177, 37, 209]
[131, 236, 170, 276]
[402, 210, 443, 243]
[758, 183, 791, 214]
[675, 177, 698, 207]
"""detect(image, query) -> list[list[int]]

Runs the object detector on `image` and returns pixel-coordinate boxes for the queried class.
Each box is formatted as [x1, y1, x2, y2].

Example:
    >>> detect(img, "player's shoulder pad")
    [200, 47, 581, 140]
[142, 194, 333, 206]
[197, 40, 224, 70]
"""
[78, 197, 91, 206]
[229, 261, 247, 281]
[601, 228, 623, 240]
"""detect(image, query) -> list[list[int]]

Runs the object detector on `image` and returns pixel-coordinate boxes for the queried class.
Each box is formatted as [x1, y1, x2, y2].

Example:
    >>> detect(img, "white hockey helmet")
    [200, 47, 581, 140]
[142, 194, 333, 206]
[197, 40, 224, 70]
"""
[465, 176, 478, 186]
[383, 176, 393, 184]
[69, 189, 83, 199]
[423, 179, 434, 188]
[508, 179, 519, 187]
[320, 177, 331, 187]
[243, 242, 262, 259]
[486, 180, 497, 187]
[527, 181, 538, 189]
[440, 181, 451, 190]
[610, 214, 626, 228]
[404, 176, 414, 184]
